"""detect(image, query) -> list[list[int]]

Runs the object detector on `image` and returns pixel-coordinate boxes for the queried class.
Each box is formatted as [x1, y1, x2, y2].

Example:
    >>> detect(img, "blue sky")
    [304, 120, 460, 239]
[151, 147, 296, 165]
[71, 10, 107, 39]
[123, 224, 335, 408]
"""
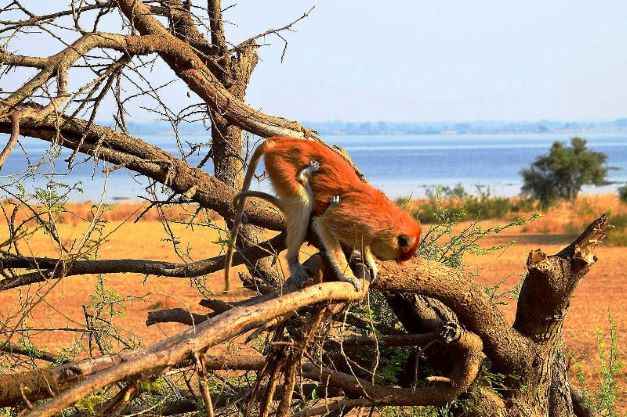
[227, 1, 627, 122]
[3, 1, 627, 122]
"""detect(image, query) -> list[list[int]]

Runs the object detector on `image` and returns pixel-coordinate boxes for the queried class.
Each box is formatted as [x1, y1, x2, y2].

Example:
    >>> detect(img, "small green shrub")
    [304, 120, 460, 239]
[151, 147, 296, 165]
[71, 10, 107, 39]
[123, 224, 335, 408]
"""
[618, 184, 627, 204]
[509, 197, 536, 213]
[425, 183, 466, 200]
[606, 214, 627, 246]
[464, 195, 511, 219]
[575, 313, 624, 417]
[412, 185, 537, 224]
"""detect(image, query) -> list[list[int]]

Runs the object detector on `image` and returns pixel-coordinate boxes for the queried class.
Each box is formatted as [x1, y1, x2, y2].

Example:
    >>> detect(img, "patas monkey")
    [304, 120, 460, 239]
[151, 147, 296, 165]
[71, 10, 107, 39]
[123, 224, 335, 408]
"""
[224, 136, 421, 291]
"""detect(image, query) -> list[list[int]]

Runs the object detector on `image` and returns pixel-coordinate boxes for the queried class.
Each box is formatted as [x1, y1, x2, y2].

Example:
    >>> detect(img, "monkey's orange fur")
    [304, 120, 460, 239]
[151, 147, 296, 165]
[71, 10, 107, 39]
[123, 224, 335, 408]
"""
[224, 136, 421, 291]
[265, 137, 421, 256]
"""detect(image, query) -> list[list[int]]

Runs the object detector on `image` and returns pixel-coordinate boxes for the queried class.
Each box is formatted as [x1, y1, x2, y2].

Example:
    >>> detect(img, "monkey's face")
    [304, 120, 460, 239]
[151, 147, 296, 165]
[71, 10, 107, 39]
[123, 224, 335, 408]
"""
[396, 232, 420, 262]
[370, 216, 421, 262]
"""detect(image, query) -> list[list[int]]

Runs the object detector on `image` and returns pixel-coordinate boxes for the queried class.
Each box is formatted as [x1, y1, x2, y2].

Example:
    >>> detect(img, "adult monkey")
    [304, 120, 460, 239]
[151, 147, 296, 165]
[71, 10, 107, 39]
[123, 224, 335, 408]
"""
[224, 137, 421, 291]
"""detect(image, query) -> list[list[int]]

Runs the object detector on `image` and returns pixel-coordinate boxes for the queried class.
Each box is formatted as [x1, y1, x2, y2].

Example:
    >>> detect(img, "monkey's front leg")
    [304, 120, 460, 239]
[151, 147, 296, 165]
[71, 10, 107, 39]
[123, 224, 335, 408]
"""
[312, 217, 364, 291]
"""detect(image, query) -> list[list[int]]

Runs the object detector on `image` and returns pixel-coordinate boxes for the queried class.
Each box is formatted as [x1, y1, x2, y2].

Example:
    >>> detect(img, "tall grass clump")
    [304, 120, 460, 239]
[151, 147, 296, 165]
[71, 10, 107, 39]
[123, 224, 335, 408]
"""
[574, 313, 624, 417]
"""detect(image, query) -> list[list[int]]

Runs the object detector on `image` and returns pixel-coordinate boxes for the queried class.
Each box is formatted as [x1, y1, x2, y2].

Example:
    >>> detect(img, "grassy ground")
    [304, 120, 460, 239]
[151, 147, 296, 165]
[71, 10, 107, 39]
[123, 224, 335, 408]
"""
[0, 195, 624, 410]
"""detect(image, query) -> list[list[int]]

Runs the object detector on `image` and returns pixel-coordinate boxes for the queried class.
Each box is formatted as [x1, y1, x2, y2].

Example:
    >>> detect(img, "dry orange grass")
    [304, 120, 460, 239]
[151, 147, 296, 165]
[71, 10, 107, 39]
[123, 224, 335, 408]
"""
[0, 218, 232, 350]
[0, 196, 623, 408]
[0, 200, 221, 226]
[521, 194, 627, 234]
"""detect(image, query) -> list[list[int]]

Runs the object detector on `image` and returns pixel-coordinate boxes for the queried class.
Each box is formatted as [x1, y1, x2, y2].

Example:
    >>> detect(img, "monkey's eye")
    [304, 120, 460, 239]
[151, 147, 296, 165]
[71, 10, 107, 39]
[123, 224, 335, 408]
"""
[397, 235, 411, 247]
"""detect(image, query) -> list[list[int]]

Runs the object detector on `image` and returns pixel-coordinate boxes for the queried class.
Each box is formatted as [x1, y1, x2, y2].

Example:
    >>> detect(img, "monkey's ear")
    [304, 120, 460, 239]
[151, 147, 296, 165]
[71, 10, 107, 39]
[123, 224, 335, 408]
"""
[397, 235, 411, 247]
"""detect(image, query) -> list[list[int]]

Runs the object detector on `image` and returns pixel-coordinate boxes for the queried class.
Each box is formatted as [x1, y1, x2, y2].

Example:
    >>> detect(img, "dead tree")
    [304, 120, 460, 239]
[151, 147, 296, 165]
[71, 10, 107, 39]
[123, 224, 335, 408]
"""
[0, 2, 610, 416]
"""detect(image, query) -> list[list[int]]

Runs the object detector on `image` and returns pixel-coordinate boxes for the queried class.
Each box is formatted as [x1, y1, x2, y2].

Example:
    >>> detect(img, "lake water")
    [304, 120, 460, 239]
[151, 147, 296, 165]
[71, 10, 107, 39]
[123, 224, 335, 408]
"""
[1, 133, 626, 201]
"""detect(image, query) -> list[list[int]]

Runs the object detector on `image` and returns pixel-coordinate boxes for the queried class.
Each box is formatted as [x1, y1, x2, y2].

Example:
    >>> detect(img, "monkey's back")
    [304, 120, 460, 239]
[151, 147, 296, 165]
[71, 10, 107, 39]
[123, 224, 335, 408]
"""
[263, 137, 366, 214]
[263, 136, 421, 258]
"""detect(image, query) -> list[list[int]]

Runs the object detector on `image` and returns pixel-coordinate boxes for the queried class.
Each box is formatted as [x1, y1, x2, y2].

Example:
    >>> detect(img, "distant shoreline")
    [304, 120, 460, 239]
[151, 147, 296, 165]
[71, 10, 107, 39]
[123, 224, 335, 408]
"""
[95, 119, 627, 137]
[57, 191, 621, 205]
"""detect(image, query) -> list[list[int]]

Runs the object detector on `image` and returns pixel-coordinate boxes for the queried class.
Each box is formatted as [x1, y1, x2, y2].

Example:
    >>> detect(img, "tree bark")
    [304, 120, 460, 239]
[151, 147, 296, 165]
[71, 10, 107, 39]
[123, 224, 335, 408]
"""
[508, 216, 609, 416]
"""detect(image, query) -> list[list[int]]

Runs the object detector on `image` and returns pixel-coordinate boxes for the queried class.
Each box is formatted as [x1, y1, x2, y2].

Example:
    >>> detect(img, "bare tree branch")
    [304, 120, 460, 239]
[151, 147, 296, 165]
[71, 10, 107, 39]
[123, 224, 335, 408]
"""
[373, 257, 531, 374]
[233, 6, 315, 63]
[0, 110, 20, 167]
[0, 232, 286, 290]
[23, 281, 368, 417]
[0, 107, 285, 231]
[113, 0, 319, 139]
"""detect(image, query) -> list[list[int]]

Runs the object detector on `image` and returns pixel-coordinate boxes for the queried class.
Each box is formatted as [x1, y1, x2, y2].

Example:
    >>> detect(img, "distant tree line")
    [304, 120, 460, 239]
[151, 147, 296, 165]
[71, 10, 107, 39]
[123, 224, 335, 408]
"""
[307, 119, 627, 136]
[118, 119, 627, 136]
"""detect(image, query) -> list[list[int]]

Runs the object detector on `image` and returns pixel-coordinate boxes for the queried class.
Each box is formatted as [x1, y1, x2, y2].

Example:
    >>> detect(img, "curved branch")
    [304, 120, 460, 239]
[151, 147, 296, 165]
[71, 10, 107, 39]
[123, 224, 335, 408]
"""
[0, 107, 285, 231]
[210, 328, 484, 407]
[373, 258, 532, 374]
[115, 0, 319, 139]
[299, 331, 483, 406]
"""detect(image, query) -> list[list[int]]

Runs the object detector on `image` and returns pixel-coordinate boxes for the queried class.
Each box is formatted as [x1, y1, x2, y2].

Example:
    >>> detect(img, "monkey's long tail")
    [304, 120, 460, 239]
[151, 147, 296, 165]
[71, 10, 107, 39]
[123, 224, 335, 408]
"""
[223, 140, 271, 292]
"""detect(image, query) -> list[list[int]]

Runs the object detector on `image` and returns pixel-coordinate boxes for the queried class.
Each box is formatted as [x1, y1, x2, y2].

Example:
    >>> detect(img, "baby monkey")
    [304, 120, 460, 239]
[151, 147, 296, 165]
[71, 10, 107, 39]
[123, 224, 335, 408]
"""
[224, 136, 421, 291]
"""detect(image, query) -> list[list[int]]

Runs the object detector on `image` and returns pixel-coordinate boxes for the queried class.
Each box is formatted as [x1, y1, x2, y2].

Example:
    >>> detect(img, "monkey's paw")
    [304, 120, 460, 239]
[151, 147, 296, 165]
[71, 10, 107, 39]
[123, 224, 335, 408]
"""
[365, 260, 378, 284]
[340, 275, 364, 292]
[309, 159, 320, 172]
[285, 264, 310, 289]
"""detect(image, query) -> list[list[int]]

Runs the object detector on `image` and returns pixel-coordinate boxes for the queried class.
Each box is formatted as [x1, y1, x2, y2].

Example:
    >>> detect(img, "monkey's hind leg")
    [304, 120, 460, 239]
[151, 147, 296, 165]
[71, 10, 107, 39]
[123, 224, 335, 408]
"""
[311, 214, 364, 292]
[284, 160, 320, 288]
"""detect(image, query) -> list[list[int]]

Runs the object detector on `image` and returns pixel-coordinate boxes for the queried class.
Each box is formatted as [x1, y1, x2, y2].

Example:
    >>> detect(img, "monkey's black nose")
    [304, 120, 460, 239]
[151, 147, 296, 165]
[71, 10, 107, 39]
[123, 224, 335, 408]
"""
[397, 234, 411, 247]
